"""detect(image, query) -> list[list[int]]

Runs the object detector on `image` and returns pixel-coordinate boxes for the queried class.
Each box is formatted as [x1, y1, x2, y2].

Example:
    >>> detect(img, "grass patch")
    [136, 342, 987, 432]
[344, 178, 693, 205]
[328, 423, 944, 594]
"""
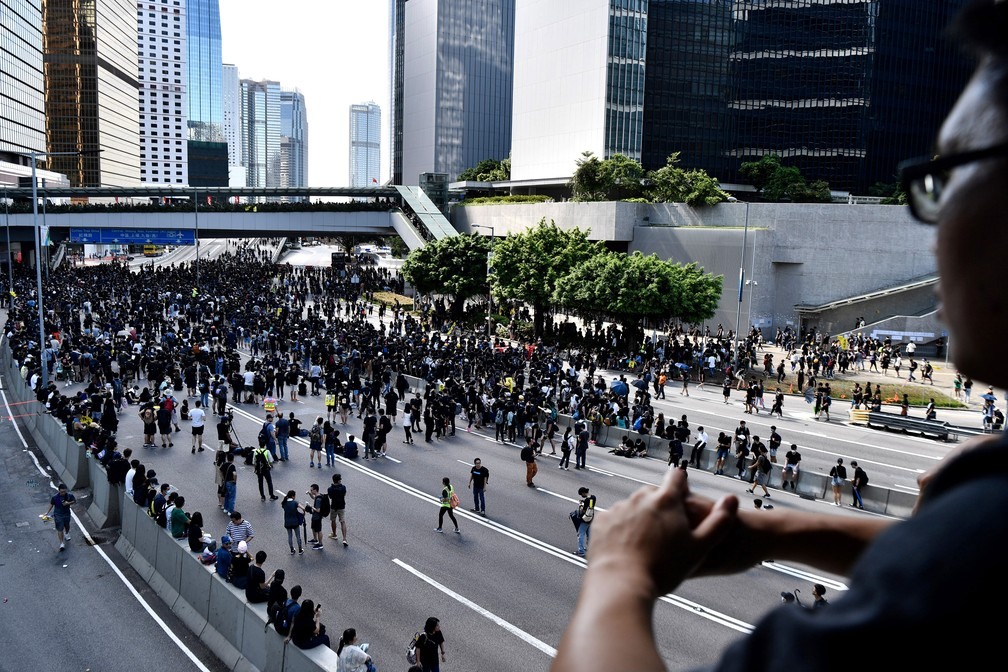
[764, 374, 966, 409]
[373, 291, 413, 309]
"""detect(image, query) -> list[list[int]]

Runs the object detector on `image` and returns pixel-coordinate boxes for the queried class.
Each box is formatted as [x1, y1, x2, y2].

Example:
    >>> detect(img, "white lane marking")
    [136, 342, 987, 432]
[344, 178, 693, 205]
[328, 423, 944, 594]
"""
[759, 561, 848, 591]
[658, 594, 754, 634]
[0, 386, 212, 672]
[393, 558, 558, 658]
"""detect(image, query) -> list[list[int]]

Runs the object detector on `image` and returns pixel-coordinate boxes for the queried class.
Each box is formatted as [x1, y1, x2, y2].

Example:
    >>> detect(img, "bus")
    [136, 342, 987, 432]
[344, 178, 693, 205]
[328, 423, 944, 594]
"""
[143, 244, 163, 257]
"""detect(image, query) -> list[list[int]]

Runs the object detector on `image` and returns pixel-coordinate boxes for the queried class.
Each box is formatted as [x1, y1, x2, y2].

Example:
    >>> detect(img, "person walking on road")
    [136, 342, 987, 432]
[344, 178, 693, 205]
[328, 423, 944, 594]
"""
[468, 458, 489, 516]
[43, 482, 75, 551]
[416, 616, 447, 672]
[559, 427, 574, 470]
[308, 484, 328, 550]
[435, 477, 459, 534]
[575, 422, 590, 470]
[521, 439, 538, 487]
[575, 487, 596, 557]
[281, 490, 305, 555]
[222, 452, 238, 515]
[190, 400, 206, 453]
[327, 474, 349, 547]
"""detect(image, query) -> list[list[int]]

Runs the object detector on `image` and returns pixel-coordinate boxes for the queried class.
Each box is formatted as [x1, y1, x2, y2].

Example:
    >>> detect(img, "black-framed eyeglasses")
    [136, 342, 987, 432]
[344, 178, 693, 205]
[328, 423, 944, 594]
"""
[898, 140, 1008, 224]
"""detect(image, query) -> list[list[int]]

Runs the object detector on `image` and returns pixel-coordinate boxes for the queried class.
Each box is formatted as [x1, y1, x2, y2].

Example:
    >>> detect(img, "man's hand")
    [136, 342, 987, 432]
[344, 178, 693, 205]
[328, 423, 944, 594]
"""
[588, 468, 738, 597]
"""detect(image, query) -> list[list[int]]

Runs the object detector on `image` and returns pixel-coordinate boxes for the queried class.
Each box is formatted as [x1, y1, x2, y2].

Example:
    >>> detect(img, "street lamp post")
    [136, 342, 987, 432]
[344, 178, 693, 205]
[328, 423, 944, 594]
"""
[30, 149, 100, 389]
[733, 202, 750, 368]
[471, 224, 495, 340]
[3, 185, 12, 306]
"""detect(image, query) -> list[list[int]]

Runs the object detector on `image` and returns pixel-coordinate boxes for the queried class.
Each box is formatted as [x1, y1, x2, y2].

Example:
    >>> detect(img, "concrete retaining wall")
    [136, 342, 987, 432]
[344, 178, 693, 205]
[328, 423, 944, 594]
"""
[115, 493, 341, 672]
[394, 371, 913, 516]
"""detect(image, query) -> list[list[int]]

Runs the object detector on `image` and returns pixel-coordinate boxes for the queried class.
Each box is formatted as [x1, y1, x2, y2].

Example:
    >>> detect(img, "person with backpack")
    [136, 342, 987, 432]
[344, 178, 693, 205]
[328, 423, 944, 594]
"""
[851, 461, 868, 510]
[253, 445, 277, 502]
[559, 426, 574, 470]
[273, 584, 301, 637]
[281, 490, 306, 555]
[412, 617, 446, 672]
[575, 487, 597, 557]
[435, 477, 459, 534]
[259, 413, 278, 461]
[520, 439, 538, 488]
[307, 483, 328, 550]
[308, 417, 324, 468]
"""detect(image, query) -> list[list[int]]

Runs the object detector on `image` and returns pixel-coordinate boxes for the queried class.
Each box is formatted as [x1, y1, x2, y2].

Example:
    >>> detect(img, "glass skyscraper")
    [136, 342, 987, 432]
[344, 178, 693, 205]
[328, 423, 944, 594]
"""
[349, 102, 381, 188]
[240, 79, 280, 189]
[186, 0, 226, 185]
[389, 0, 405, 185]
[1, 0, 46, 166]
[640, 0, 973, 192]
[399, 0, 515, 184]
[43, 0, 140, 186]
[280, 89, 308, 190]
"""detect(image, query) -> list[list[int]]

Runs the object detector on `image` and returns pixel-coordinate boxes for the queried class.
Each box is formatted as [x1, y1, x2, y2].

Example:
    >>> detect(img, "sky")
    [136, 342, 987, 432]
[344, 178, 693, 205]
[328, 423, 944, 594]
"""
[218, 0, 392, 188]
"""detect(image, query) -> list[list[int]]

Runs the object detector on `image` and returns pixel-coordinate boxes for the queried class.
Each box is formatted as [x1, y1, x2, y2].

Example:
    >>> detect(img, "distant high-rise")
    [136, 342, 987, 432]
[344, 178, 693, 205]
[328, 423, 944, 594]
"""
[389, 0, 405, 184]
[43, 0, 140, 186]
[137, 0, 188, 185]
[222, 64, 241, 167]
[186, 0, 227, 186]
[349, 102, 380, 188]
[280, 90, 308, 191]
[397, 0, 515, 184]
[240, 79, 281, 189]
[1, 0, 47, 173]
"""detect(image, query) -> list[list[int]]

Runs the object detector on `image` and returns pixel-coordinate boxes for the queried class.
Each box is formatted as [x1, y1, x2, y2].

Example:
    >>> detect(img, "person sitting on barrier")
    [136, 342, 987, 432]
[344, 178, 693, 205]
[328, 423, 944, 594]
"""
[214, 535, 233, 580]
[265, 570, 288, 630]
[245, 550, 275, 603]
[336, 627, 373, 672]
[287, 599, 331, 650]
[229, 540, 252, 589]
[274, 585, 302, 637]
[187, 511, 212, 552]
[169, 495, 191, 539]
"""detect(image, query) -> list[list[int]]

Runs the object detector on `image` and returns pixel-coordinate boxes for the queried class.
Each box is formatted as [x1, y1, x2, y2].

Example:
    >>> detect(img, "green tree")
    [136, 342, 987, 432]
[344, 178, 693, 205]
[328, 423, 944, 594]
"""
[401, 234, 491, 318]
[600, 153, 645, 200]
[553, 251, 722, 331]
[645, 153, 730, 206]
[458, 157, 511, 182]
[740, 154, 831, 203]
[490, 219, 603, 336]
[569, 151, 611, 201]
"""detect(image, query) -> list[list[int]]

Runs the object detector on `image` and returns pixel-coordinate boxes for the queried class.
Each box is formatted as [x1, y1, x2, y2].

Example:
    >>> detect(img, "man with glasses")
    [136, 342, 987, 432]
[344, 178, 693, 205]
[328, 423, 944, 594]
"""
[551, 2, 1008, 670]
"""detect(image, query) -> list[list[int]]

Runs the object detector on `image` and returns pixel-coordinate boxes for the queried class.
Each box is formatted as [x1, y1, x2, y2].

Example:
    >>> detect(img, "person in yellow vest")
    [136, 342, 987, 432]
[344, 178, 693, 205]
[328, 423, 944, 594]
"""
[325, 390, 337, 423]
[263, 394, 277, 416]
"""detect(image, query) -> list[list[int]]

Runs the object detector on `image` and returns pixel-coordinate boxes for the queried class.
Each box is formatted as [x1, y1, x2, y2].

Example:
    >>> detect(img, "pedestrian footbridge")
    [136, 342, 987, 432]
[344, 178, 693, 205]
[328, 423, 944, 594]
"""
[2, 186, 457, 251]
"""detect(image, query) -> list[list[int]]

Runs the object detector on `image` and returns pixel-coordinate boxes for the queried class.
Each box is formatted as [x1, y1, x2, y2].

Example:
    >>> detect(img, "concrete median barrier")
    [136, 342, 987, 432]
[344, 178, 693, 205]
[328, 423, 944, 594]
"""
[175, 551, 213, 635]
[86, 458, 121, 528]
[203, 578, 246, 670]
[150, 531, 185, 608]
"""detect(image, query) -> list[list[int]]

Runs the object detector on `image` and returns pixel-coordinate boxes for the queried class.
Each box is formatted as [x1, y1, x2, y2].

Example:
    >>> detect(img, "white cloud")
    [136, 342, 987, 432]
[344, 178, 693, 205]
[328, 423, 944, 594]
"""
[219, 0, 391, 187]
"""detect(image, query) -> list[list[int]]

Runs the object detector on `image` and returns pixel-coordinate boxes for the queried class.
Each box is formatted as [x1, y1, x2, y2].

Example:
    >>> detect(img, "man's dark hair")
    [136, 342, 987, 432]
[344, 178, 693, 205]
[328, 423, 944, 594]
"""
[255, 550, 267, 563]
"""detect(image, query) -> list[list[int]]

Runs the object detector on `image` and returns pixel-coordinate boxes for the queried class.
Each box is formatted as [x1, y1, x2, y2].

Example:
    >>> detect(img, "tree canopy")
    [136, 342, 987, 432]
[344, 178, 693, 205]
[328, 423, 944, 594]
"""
[740, 154, 832, 203]
[489, 219, 603, 335]
[401, 233, 491, 317]
[457, 157, 511, 182]
[553, 251, 722, 328]
[570, 151, 729, 205]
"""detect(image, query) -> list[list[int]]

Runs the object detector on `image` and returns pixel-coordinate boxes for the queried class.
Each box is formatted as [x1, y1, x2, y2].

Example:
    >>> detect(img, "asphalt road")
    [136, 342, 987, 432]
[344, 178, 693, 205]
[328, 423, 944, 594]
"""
[0, 381, 229, 672]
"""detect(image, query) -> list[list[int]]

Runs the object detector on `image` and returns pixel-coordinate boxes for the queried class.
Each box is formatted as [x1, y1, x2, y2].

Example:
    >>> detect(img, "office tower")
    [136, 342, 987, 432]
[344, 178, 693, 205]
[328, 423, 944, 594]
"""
[280, 89, 308, 191]
[389, 0, 405, 184]
[137, 0, 187, 185]
[186, 0, 226, 185]
[511, 0, 645, 182]
[222, 64, 241, 166]
[510, 0, 972, 194]
[1, 0, 47, 174]
[240, 79, 280, 189]
[398, 0, 515, 184]
[349, 102, 380, 188]
[43, 0, 140, 186]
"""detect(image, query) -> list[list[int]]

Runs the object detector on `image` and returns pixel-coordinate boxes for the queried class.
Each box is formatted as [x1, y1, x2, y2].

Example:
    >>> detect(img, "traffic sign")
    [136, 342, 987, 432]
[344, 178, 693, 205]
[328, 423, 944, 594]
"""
[70, 228, 195, 245]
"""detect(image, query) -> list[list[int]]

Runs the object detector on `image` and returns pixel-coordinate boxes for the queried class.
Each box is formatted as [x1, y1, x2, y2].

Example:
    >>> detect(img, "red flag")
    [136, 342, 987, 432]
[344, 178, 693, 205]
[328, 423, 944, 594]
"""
[372, 177, 377, 184]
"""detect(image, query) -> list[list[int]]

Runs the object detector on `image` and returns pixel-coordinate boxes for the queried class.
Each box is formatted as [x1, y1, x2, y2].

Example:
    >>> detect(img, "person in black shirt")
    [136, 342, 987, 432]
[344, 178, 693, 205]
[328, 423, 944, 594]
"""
[246, 550, 274, 603]
[417, 616, 447, 671]
[327, 474, 349, 547]
[467, 458, 490, 516]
